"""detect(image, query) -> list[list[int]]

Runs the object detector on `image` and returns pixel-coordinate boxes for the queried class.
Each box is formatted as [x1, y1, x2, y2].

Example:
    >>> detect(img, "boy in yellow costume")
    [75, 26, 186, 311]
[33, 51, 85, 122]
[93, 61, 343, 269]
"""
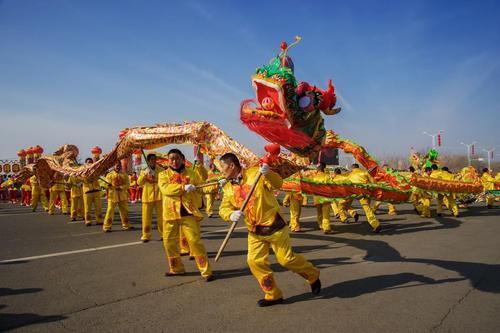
[48, 172, 69, 215]
[432, 166, 459, 217]
[68, 175, 84, 221]
[312, 163, 334, 234]
[342, 164, 382, 232]
[218, 153, 321, 307]
[137, 154, 163, 242]
[82, 158, 103, 226]
[103, 162, 133, 232]
[158, 149, 213, 281]
[481, 168, 495, 209]
[30, 174, 48, 212]
[332, 168, 359, 223]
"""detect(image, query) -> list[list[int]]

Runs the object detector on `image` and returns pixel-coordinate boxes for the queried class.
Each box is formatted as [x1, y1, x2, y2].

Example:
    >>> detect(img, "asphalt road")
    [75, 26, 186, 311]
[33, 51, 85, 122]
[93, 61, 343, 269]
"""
[0, 200, 499, 332]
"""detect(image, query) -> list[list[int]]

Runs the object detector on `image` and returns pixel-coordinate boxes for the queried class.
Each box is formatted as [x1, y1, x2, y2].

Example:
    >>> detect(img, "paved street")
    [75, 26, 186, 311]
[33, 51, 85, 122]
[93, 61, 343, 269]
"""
[0, 201, 499, 332]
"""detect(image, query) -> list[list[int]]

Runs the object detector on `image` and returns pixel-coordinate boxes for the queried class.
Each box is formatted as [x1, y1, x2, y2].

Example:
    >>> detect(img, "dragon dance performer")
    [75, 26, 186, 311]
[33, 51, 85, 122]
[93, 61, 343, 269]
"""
[372, 165, 397, 216]
[201, 161, 220, 218]
[129, 172, 139, 203]
[481, 168, 496, 209]
[21, 178, 31, 206]
[103, 162, 133, 232]
[158, 149, 214, 281]
[48, 172, 69, 215]
[287, 190, 303, 233]
[332, 168, 359, 223]
[218, 153, 321, 307]
[67, 175, 84, 221]
[82, 158, 103, 226]
[137, 154, 163, 242]
[416, 167, 433, 218]
[30, 174, 48, 212]
[342, 164, 382, 232]
[432, 166, 459, 217]
[312, 163, 334, 234]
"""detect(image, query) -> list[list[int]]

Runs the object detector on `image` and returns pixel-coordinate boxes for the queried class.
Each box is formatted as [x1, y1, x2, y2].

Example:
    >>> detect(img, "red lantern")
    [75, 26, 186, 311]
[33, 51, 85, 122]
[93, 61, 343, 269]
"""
[437, 134, 441, 147]
[91, 146, 102, 161]
[471, 144, 475, 155]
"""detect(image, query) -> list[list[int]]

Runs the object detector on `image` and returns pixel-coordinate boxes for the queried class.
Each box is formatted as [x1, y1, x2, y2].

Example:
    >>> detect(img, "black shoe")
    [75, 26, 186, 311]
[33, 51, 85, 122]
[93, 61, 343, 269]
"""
[354, 213, 359, 223]
[165, 272, 185, 277]
[141, 239, 150, 243]
[204, 274, 216, 282]
[189, 256, 195, 261]
[257, 298, 284, 307]
[311, 278, 321, 295]
[487, 205, 493, 209]
[373, 226, 382, 233]
[437, 213, 442, 217]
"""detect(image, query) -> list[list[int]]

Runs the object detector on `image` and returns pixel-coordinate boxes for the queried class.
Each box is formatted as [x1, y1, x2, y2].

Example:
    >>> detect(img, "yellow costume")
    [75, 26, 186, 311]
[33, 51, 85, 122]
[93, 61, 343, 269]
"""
[431, 170, 459, 217]
[68, 176, 84, 220]
[219, 167, 319, 301]
[481, 171, 495, 208]
[103, 170, 131, 231]
[48, 173, 68, 215]
[311, 170, 333, 233]
[137, 168, 163, 241]
[30, 175, 48, 211]
[83, 178, 102, 225]
[158, 165, 212, 278]
[287, 191, 303, 232]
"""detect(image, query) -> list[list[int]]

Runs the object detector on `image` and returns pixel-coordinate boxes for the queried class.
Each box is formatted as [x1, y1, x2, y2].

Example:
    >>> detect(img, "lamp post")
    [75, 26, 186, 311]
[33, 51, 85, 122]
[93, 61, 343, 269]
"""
[423, 130, 444, 149]
[483, 148, 495, 171]
[460, 141, 476, 166]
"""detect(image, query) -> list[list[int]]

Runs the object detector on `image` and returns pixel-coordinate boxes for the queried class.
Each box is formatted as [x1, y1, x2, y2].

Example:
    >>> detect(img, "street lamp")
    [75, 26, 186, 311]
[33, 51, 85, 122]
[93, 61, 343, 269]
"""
[423, 130, 444, 149]
[460, 141, 476, 166]
[483, 148, 495, 170]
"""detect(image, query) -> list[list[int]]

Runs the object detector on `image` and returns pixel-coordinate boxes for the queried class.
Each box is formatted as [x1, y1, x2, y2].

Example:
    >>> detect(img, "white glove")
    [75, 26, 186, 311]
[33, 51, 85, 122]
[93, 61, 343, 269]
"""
[229, 210, 243, 222]
[218, 179, 227, 187]
[184, 184, 196, 193]
[259, 163, 270, 176]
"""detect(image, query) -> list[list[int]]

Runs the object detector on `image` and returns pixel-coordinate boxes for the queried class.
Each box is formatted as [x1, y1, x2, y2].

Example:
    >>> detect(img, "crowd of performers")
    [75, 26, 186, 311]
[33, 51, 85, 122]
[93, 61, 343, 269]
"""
[0, 151, 498, 307]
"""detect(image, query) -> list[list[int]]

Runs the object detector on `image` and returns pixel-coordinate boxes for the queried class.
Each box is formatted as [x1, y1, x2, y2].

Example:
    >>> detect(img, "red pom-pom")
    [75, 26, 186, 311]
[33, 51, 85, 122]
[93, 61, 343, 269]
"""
[280, 41, 287, 50]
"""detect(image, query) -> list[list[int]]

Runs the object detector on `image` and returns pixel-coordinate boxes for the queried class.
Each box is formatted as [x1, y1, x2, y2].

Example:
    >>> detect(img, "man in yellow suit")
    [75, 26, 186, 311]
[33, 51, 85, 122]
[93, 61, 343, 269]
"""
[218, 153, 321, 307]
[158, 149, 213, 281]
[103, 162, 133, 232]
[343, 164, 382, 233]
[481, 168, 495, 209]
[30, 174, 48, 212]
[68, 175, 84, 221]
[82, 158, 103, 226]
[332, 168, 359, 223]
[432, 166, 459, 217]
[48, 172, 69, 215]
[137, 153, 163, 242]
[312, 163, 334, 234]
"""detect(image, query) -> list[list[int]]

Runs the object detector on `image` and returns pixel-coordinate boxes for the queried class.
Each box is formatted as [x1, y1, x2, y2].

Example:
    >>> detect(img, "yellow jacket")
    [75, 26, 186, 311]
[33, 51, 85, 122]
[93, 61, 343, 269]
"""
[50, 173, 65, 191]
[158, 165, 206, 222]
[137, 168, 161, 203]
[68, 176, 83, 198]
[347, 168, 375, 184]
[82, 178, 101, 194]
[481, 173, 495, 191]
[105, 170, 130, 203]
[219, 167, 283, 232]
[30, 175, 41, 195]
[201, 170, 222, 194]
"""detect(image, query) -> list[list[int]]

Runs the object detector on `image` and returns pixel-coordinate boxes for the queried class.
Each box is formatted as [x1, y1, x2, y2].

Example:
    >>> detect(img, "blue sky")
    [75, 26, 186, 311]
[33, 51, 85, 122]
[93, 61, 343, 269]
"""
[1, 0, 499, 162]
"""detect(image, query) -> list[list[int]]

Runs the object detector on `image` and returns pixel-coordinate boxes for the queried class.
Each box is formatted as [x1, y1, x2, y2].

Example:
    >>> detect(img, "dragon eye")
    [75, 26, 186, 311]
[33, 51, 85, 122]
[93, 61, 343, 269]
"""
[298, 95, 312, 109]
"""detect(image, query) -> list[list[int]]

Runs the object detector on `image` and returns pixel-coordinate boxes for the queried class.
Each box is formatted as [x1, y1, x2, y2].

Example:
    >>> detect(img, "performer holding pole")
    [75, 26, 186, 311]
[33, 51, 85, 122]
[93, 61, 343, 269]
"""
[217, 145, 321, 307]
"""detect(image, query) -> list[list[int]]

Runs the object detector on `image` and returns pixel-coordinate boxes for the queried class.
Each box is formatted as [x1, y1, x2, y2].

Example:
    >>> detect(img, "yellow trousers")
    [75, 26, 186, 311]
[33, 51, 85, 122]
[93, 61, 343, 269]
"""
[289, 195, 302, 231]
[141, 201, 163, 241]
[31, 191, 48, 211]
[302, 195, 308, 206]
[337, 199, 358, 222]
[84, 192, 102, 224]
[103, 200, 130, 231]
[437, 194, 459, 217]
[330, 201, 339, 217]
[48, 190, 68, 214]
[205, 193, 215, 216]
[315, 204, 332, 231]
[373, 201, 397, 215]
[247, 227, 319, 300]
[70, 196, 83, 219]
[486, 195, 495, 206]
[418, 197, 431, 218]
[342, 198, 379, 229]
[282, 193, 291, 207]
[163, 216, 212, 278]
